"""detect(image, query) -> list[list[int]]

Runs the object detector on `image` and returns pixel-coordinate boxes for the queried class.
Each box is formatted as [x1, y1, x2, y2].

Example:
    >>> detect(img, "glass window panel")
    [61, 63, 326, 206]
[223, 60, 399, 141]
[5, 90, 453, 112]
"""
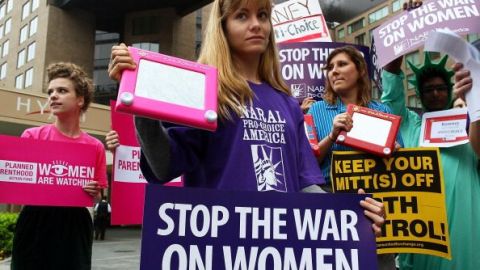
[31, 0, 39, 11]
[337, 28, 345, 39]
[27, 42, 36, 61]
[25, 68, 33, 87]
[2, 40, 9, 58]
[15, 74, 24, 89]
[29, 17, 38, 36]
[17, 49, 26, 68]
[0, 5, 5, 20]
[0, 62, 7, 79]
[7, 0, 13, 13]
[392, 0, 402, 12]
[20, 25, 28, 44]
[5, 18, 11, 34]
[22, 2, 30, 20]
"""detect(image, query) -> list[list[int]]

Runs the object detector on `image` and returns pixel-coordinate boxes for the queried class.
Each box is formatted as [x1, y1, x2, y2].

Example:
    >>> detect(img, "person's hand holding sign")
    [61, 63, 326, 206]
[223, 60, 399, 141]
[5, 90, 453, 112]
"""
[105, 130, 120, 153]
[358, 189, 386, 237]
[330, 112, 353, 142]
[109, 43, 136, 81]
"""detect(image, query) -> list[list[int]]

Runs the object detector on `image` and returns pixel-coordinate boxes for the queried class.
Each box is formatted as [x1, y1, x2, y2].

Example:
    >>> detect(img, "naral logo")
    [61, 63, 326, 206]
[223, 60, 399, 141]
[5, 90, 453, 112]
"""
[291, 83, 306, 98]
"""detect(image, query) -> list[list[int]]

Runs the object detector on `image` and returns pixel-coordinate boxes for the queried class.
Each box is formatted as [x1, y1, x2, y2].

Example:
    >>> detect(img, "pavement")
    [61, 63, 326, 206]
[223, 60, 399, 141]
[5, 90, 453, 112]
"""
[0, 226, 142, 270]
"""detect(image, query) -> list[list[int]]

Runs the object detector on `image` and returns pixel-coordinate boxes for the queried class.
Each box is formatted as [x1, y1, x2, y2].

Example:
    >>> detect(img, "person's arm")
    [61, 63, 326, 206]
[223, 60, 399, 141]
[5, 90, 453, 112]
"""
[135, 117, 172, 183]
[452, 63, 480, 156]
[380, 61, 410, 119]
[315, 112, 352, 163]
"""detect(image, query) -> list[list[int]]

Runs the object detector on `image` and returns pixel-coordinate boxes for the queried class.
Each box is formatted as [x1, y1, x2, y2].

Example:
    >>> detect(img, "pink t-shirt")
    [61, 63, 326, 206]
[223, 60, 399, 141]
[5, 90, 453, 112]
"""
[21, 124, 108, 188]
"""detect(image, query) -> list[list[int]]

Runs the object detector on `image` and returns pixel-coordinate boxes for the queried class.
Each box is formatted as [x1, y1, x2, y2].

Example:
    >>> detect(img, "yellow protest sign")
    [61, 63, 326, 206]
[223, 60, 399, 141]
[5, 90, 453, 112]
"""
[331, 148, 450, 259]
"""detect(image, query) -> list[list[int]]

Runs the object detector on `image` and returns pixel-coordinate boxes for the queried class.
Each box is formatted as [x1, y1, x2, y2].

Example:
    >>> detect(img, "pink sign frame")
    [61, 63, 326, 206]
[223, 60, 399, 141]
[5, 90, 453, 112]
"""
[0, 135, 96, 207]
[115, 47, 218, 131]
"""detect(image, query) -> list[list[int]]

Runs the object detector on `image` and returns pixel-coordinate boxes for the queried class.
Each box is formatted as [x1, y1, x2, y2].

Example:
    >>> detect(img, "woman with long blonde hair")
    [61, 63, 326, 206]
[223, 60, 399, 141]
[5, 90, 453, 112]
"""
[108, 0, 385, 234]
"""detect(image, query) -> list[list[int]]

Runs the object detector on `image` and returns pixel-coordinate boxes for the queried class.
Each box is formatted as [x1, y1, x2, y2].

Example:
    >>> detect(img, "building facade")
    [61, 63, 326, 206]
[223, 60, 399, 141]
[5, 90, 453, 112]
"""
[330, 0, 480, 107]
[0, 0, 211, 138]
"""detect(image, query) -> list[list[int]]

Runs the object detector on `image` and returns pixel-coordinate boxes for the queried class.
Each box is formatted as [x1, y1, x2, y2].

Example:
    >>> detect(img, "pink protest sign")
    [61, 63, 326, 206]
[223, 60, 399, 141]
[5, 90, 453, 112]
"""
[115, 47, 218, 131]
[0, 134, 96, 207]
[372, 0, 480, 67]
[110, 102, 182, 225]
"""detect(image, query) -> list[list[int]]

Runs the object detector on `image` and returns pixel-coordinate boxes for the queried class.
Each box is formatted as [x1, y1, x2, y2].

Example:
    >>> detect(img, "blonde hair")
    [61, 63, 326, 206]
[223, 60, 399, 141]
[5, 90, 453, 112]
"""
[323, 46, 371, 106]
[198, 0, 289, 120]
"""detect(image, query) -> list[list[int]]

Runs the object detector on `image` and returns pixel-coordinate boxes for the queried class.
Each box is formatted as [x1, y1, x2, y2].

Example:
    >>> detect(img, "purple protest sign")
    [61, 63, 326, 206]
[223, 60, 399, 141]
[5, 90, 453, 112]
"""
[373, 0, 480, 67]
[278, 42, 371, 101]
[140, 185, 378, 270]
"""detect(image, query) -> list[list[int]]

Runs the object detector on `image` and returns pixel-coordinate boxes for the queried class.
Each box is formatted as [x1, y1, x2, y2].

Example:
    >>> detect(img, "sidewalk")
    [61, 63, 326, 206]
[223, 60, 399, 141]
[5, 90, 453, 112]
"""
[0, 226, 142, 270]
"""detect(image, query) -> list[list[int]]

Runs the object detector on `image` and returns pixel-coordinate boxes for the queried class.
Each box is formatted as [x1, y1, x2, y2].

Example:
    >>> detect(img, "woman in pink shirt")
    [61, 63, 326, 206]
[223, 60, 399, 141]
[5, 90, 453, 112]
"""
[11, 62, 107, 270]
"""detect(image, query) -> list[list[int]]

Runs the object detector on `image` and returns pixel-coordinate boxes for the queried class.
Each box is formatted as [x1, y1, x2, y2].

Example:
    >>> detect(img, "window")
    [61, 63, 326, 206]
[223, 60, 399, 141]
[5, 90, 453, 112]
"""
[15, 74, 24, 89]
[407, 95, 422, 108]
[29, 17, 38, 37]
[392, 0, 402, 12]
[0, 25, 3, 39]
[369, 27, 378, 42]
[368, 6, 389, 24]
[428, 51, 441, 60]
[355, 33, 366, 45]
[132, 42, 160, 52]
[0, 5, 5, 20]
[132, 16, 160, 35]
[467, 33, 480, 43]
[405, 51, 420, 70]
[25, 68, 33, 87]
[27, 42, 36, 61]
[337, 28, 345, 39]
[22, 2, 30, 20]
[348, 18, 364, 34]
[0, 62, 6, 79]
[17, 49, 26, 68]
[407, 74, 416, 89]
[31, 0, 39, 11]
[7, 0, 13, 13]
[407, 95, 416, 107]
[20, 25, 28, 44]
[5, 18, 11, 34]
[2, 40, 9, 58]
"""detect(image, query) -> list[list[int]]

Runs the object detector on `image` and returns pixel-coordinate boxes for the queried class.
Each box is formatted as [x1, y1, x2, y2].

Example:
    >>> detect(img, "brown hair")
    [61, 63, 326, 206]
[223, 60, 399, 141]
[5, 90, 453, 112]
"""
[197, 0, 289, 120]
[323, 46, 371, 106]
[47, 62, 94, 112]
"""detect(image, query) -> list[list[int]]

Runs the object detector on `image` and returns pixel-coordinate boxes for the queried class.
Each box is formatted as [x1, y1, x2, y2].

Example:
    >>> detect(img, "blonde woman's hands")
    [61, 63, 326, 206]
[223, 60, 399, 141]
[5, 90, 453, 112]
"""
[105, 130, 120, 152]
[358, 188, 386, 237]
[83, 181, 101, 199]
[108, 43, 136, 81]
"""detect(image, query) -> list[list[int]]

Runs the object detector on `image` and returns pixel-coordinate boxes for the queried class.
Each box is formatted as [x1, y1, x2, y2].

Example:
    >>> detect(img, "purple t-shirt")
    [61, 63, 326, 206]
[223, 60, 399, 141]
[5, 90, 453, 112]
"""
[141, 82, 324, 192]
